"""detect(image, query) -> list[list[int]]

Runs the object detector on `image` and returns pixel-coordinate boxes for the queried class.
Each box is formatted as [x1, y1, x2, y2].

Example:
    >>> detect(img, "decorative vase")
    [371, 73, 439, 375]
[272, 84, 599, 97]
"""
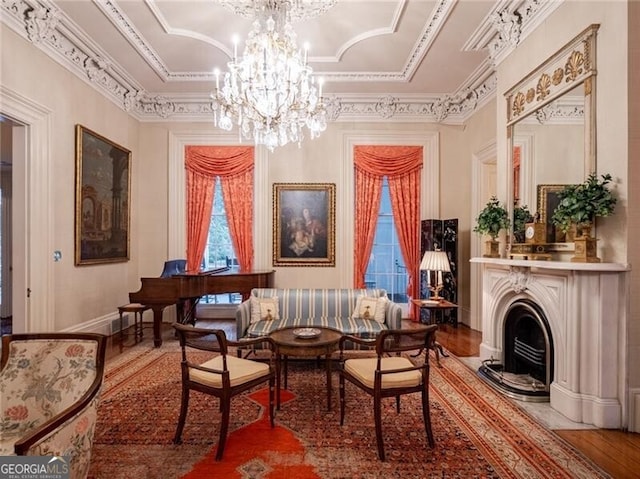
[575, 221, 593, 239]
[483, 239, 500, 258]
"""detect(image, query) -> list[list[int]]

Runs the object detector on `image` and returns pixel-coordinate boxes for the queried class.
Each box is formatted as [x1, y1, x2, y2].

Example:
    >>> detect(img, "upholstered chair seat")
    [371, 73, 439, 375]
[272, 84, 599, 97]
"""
[190, 355, 271, 388]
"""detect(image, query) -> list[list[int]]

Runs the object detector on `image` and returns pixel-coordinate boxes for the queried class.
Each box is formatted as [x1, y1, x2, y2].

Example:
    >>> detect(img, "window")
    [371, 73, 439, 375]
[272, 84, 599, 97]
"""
[365, 178, 408, 303]
[202, 177, 239, 304]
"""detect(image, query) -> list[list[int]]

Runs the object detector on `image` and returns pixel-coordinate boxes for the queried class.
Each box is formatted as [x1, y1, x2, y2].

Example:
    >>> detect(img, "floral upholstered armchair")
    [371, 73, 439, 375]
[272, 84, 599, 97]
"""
[0, 333, 107, 479]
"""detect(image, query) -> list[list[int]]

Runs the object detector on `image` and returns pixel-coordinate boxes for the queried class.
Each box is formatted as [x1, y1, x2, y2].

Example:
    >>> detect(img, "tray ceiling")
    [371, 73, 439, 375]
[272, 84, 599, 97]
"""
[1, 0, 562, 122]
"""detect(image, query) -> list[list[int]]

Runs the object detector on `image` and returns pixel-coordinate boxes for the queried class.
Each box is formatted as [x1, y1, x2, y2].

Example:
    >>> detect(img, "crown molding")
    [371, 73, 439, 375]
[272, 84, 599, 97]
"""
[464, 0, 564, 67]
[1, 0, 509, 124]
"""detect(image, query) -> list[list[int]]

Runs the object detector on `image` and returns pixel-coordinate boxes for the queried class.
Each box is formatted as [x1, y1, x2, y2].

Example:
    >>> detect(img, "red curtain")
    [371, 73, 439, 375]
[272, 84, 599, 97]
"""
[354, 145, 423, 319]
[184, 146, 254, 273]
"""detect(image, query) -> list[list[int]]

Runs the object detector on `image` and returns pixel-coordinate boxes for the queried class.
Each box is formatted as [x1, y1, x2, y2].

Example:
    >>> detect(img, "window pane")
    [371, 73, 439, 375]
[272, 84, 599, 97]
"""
[202, 177, 239, 304]
[364, 179, 408, 304]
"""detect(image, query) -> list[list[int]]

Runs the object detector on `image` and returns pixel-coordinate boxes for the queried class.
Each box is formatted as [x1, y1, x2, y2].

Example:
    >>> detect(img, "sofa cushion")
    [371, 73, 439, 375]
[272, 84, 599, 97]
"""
[250, 296, 280, 323]
[351, 296, 388, 323]
[246, 317, 387, 339]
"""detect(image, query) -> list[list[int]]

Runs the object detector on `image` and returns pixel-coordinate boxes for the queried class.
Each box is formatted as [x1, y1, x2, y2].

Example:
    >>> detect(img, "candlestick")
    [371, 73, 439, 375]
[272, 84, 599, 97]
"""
[232, 35, 238, 62]
[437, 270, 443, 286]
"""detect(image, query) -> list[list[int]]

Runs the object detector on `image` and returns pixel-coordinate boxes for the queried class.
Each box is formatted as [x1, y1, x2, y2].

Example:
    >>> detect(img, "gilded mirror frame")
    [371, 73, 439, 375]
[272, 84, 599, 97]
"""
[505, 24, 599, 251]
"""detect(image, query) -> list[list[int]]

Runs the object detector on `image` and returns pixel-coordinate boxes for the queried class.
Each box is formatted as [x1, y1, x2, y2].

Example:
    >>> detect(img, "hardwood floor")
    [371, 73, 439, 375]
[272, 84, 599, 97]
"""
[108, 319, 640, 478]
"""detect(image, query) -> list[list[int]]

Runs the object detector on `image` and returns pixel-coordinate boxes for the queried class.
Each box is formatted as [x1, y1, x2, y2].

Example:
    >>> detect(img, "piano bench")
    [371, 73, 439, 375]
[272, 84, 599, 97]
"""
[118, 303, 150, 345]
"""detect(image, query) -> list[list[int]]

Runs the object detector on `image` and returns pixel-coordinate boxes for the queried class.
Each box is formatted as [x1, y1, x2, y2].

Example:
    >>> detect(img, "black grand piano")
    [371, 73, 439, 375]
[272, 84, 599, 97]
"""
[129, 260, 274, 347]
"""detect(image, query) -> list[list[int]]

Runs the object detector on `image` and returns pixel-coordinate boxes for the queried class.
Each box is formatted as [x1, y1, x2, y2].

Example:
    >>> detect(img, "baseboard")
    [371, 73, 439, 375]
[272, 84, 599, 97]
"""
[61, 310, 129, 336]
[629, 388, 640, 432]
[550, 382, 622, 429]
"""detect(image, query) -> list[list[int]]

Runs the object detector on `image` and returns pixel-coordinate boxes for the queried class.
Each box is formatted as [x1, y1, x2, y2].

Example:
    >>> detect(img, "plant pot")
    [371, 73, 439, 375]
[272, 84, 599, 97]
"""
[483, 239, 500, 258]
[575, 221, 593, 239]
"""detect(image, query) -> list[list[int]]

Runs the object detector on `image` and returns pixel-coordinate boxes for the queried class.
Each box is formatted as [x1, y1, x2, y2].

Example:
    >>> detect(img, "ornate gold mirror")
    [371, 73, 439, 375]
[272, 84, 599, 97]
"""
[506, 24, 599, 250]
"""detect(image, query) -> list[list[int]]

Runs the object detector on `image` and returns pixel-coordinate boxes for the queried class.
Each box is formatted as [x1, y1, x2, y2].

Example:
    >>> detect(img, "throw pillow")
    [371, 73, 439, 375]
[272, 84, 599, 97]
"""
[250, 296, 280, 324]
[351, 296, 388, 323]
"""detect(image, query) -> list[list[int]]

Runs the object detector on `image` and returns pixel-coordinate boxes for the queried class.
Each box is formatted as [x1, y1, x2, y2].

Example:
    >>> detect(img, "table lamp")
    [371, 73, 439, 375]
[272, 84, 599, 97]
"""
[419, 250, 451, 301]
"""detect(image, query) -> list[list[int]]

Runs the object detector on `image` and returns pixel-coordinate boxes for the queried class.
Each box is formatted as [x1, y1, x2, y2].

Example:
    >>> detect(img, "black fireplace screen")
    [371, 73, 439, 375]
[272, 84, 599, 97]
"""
[479, 299, 554, 400]
[504, 300, 552, 385]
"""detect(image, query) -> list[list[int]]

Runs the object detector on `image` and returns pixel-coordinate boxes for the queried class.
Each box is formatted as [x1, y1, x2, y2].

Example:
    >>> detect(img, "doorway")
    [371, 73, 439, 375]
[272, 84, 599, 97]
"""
[0, 117, 13, 334]
[1, 85, 55, 334]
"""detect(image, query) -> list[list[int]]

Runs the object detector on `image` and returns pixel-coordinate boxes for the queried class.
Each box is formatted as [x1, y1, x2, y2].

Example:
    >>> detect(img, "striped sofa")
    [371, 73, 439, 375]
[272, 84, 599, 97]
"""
[236, 288, 402, 341]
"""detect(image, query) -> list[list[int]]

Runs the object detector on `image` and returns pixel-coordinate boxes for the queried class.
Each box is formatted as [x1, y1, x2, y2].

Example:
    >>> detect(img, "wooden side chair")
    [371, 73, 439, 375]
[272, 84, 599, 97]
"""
[172, 323, 276, 461]
[338, 325, 438, 461]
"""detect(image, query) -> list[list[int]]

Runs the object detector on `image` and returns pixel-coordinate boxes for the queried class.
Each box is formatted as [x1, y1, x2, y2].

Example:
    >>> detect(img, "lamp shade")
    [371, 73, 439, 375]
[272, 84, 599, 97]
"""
[419, 251, 451, 272]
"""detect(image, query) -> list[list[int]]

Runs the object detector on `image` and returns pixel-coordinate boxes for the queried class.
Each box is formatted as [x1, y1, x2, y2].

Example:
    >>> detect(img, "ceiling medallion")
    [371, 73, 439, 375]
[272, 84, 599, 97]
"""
[218, 0, 337, 22]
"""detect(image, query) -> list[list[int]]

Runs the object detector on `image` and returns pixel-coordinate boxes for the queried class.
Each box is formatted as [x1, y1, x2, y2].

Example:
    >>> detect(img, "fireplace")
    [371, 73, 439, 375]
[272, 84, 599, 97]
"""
[471, 257, 631, 429]
[479, 299, 553, 401]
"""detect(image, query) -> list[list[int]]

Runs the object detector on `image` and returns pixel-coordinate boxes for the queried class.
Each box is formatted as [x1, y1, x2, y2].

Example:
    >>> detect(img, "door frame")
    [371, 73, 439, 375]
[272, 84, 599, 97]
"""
[1, 85, 53, 332]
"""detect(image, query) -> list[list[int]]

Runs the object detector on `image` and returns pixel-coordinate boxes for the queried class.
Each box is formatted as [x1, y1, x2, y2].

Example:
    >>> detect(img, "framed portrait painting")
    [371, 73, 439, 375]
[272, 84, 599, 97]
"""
[75, 125, 131, 265]
[273, 183, 335, 267]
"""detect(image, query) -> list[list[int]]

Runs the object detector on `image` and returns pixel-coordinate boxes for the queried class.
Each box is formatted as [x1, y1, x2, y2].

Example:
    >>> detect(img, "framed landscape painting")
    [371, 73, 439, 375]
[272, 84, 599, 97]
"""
[75, 125, 131, 265]
[273, 183, 335, 267]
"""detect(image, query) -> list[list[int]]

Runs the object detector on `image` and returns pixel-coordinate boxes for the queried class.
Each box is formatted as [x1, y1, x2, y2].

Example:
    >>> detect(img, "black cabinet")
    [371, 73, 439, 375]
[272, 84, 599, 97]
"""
[420, 219, 458, 326]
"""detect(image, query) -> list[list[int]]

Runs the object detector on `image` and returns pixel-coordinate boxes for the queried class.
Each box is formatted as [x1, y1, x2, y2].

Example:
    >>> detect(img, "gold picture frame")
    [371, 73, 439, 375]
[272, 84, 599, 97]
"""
[273, 183, 335, 267]
[75, 125, 131, 265]
[537, 184, 574, 245]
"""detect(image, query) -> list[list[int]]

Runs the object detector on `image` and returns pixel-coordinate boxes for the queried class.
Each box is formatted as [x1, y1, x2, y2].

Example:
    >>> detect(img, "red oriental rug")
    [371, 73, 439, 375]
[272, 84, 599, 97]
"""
[87, 343, 610, 479]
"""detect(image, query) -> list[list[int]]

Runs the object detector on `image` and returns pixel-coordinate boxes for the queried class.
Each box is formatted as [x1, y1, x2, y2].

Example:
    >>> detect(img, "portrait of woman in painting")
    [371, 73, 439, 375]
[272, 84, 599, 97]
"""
[274, 184, 335, 266]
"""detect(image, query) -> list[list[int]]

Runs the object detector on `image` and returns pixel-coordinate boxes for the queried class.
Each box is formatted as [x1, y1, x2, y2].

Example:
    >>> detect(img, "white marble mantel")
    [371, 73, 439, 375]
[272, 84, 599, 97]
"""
[470, 257, 630, 272]
[470, 257, 632, 429]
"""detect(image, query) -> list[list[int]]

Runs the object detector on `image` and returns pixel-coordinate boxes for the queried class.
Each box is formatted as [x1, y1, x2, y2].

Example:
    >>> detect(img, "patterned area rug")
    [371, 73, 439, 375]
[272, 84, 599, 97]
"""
[87, 343, 610, 479]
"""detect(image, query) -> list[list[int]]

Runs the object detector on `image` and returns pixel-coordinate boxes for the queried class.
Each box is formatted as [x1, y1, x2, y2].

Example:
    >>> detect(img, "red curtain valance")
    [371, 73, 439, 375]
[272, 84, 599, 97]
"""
[185, 145, 254, 177]
[354, 145, 423, 177]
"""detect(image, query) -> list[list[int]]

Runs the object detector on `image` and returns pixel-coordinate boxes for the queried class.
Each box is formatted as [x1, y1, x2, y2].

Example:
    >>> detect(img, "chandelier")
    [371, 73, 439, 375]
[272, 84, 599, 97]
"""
[212, 1, 336, 151]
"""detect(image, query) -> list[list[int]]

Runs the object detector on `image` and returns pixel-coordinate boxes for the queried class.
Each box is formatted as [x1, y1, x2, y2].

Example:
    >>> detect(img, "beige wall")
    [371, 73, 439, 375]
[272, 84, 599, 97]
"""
[496, 0, 637, 424]
[1, 27, 141, 332]
[137, 121, 478, 322]
[497, 2, 630, 262]
[627, 0, 640, 427]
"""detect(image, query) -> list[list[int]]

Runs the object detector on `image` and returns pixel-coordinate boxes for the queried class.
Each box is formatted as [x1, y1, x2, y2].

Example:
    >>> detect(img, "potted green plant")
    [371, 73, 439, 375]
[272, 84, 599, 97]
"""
[474, 196, 510, 257]
[513, 204, 534, 243]
[551, 173, 617, 262]
[551, 173, 617, 235]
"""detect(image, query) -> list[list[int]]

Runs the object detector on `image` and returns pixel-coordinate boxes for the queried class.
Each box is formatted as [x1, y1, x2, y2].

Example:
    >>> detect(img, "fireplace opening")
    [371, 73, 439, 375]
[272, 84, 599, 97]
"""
[479, 299, 553, 402]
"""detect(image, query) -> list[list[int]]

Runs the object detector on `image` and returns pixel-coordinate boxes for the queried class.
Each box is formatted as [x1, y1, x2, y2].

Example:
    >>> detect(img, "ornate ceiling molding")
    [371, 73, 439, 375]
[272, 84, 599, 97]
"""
[2, 0, 505, 123]
[465, 0, 563, 67]
[218, 0, 337, 22]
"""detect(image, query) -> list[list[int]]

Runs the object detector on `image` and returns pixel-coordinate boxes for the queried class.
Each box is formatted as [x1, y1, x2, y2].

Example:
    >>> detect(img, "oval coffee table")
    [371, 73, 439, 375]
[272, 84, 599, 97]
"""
[269, 326, 342, 411]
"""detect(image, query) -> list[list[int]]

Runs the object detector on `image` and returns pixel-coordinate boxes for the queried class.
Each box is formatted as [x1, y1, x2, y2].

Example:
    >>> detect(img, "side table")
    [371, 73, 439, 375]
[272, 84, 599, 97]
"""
[411, 299, 459, 366]
[269, 327, 342, 411]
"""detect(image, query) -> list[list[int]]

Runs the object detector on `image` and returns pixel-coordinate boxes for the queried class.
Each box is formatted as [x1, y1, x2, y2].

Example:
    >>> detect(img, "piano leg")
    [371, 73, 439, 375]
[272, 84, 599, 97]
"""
[151, 306, 166, 347]
[176, 298, 200, 326]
